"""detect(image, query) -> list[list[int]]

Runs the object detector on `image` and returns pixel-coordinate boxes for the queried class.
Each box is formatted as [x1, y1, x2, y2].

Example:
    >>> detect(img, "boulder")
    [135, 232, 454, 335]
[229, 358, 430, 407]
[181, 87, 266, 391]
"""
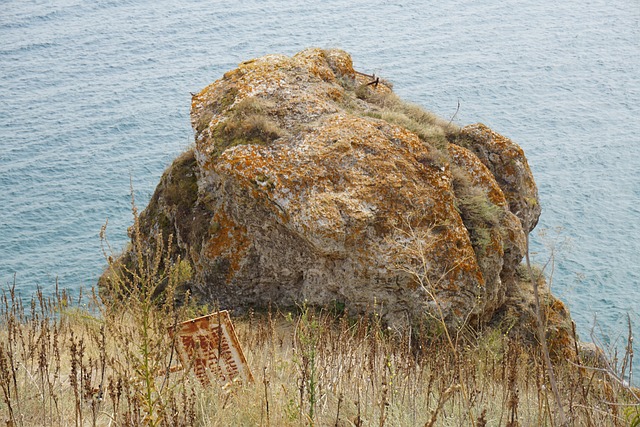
[103, 48, 559, 333]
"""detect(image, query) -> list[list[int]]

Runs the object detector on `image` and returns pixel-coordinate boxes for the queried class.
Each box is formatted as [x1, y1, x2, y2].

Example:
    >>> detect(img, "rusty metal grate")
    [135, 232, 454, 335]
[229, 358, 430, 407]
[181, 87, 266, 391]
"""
[170, 310, 253, 386]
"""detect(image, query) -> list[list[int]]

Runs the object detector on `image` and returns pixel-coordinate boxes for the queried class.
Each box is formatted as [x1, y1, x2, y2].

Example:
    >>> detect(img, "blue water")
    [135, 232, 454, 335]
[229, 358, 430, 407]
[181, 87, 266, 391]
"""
[1, 0, 638, 367]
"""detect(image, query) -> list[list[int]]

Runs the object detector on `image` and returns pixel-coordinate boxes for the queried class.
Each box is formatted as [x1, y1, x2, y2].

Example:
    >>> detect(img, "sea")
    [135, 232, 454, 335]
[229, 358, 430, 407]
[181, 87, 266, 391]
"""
[1, 0, 638, 374]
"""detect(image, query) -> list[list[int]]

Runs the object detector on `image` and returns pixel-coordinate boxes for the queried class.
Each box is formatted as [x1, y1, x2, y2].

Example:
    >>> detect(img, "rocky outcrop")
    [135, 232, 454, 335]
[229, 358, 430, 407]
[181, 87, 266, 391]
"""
[452, 123, 541, 232]
[103, 48, 569, 336]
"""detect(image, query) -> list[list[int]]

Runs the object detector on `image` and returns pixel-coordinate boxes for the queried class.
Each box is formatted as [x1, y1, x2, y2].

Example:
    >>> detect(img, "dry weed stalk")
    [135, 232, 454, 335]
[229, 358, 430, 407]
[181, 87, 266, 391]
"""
[524, 231, 567, 426]
[98, 188, 194, 426]
[389, 216, 479, 425]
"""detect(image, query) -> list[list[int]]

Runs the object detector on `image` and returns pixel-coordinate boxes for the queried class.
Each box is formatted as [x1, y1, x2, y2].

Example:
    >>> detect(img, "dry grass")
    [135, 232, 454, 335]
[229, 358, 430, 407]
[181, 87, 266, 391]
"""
[354, 86, 458, 150]
[209, 97, 285, 158]
[1, 282, 639, 426]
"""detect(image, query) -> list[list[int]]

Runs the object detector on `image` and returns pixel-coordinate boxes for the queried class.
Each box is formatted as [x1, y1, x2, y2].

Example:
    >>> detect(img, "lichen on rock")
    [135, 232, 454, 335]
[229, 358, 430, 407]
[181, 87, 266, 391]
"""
[101, 48, 571, 345]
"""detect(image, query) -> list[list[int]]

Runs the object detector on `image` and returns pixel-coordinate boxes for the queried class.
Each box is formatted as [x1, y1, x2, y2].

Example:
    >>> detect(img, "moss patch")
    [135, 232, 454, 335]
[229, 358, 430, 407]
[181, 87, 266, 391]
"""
[138, 148, 214, 266]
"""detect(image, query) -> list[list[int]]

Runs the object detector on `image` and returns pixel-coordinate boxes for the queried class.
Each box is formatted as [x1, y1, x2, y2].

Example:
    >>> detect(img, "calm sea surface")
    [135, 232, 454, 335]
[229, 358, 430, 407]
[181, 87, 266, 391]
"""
[1, 0, 638, 365]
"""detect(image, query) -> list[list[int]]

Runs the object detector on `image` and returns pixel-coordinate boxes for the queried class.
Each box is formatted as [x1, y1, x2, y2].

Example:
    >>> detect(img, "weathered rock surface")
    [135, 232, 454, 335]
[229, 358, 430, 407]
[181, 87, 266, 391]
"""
[103, 48, 571, 337]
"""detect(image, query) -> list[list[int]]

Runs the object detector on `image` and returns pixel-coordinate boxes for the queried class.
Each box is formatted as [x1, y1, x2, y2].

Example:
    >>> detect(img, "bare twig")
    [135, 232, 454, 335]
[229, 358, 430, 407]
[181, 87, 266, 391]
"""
[424, 383, 461, 427]
[525, 232, 567, 425]
[448, 99, 460, 126]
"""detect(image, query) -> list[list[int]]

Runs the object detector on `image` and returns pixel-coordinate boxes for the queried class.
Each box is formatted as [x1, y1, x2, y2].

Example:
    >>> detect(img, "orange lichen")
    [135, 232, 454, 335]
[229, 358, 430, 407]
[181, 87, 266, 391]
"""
[292, 48, 337, 82]
[545, 296, 576, 361]
[204, 210, 250, 280]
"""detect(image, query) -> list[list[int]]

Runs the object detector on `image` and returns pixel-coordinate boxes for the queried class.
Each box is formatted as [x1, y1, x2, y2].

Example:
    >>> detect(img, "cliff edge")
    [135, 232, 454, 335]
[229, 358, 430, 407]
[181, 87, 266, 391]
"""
[100, 48, 573, 353]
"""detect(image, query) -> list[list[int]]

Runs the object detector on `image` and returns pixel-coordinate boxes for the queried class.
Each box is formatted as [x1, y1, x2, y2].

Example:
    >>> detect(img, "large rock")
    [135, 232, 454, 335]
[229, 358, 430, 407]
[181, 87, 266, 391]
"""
[103, 48, 551, 332]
